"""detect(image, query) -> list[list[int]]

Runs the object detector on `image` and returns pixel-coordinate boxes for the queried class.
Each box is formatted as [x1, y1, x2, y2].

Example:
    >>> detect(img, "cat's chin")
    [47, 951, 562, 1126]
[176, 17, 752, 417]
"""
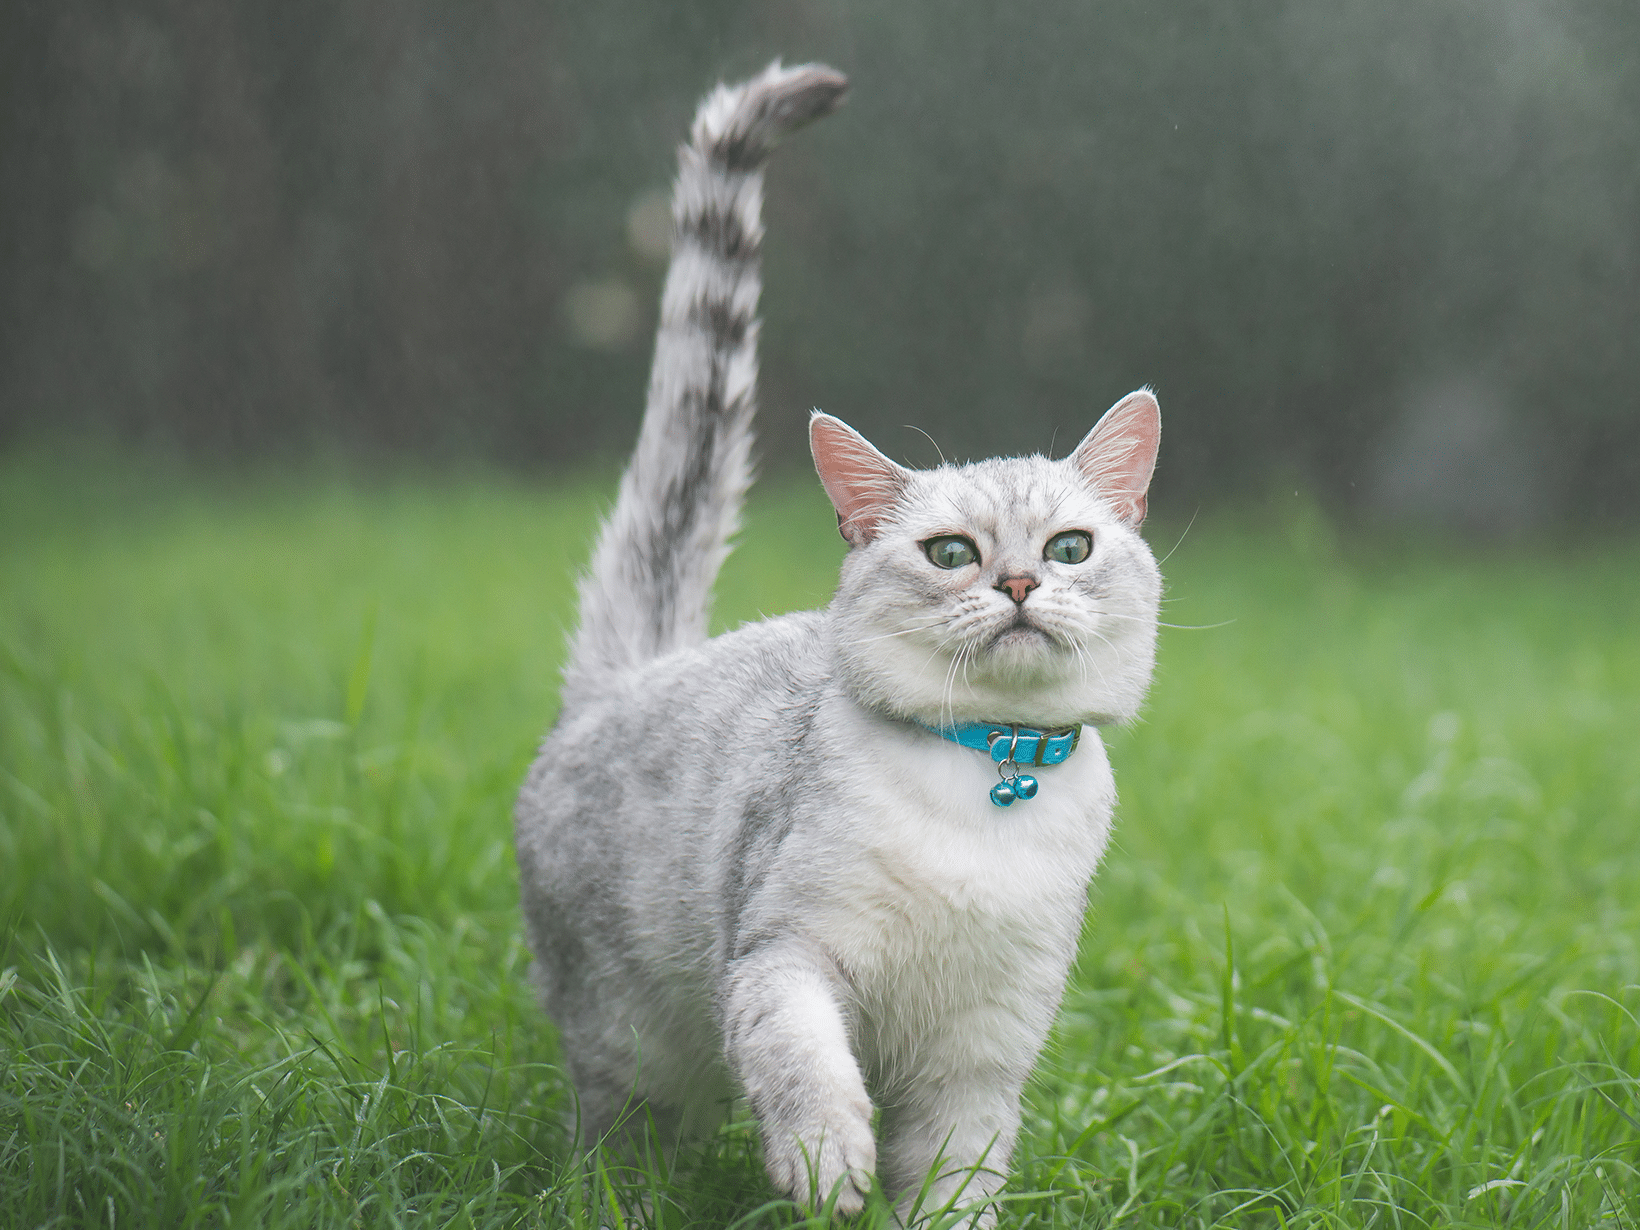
[979, 625, 1062, 674]
[840, 622, 1151, 728]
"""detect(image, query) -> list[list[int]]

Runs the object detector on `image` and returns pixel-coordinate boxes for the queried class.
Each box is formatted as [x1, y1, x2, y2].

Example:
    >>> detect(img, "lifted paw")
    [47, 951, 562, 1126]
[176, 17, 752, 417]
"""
[762, 1110, 877, 1217]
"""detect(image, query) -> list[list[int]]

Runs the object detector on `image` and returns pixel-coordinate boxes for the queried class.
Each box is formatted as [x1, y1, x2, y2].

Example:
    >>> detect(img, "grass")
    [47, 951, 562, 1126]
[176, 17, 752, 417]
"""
[1, 448, 1637, 1228]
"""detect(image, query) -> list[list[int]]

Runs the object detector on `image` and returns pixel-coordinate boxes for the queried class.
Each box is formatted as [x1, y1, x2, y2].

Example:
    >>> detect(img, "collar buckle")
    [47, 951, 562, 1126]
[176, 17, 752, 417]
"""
[984, 725, 1079, 766]
[919, 718, 1083, 808]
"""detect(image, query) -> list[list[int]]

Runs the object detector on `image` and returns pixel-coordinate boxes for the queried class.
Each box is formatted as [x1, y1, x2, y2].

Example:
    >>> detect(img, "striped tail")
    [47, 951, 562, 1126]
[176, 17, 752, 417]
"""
[562, 62, 847, 705]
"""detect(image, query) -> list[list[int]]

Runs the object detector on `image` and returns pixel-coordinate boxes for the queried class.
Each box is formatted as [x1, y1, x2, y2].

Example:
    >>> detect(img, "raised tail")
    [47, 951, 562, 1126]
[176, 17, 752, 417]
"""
[562, 61, 847, 704]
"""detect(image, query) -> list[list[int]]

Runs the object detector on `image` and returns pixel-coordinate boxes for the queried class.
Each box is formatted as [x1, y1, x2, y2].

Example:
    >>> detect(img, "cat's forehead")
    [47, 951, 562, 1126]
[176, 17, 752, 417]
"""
[907, 455, 1104, 535]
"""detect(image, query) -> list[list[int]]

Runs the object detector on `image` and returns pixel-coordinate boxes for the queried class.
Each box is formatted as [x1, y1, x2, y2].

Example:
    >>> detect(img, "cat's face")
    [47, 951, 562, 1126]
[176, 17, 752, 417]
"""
[813, 393, 1162, 727]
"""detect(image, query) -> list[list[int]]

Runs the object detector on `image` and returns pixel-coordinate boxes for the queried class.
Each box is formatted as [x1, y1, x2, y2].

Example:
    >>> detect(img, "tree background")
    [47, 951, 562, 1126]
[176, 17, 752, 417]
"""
[3, 0, 1636, 527]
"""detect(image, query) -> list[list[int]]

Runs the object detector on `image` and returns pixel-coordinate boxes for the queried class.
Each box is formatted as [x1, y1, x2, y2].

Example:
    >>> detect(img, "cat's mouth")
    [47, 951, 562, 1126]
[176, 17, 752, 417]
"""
[988, 611, 1055, 649]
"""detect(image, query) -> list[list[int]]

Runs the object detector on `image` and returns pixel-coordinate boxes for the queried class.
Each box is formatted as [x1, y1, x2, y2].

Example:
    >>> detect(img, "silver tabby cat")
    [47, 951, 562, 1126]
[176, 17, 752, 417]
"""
[515, 62, 1162, 1222]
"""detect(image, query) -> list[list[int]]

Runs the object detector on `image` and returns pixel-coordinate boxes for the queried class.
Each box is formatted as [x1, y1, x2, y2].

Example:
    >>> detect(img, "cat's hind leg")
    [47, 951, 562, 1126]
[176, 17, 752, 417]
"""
[559, 1013, 733, 1160]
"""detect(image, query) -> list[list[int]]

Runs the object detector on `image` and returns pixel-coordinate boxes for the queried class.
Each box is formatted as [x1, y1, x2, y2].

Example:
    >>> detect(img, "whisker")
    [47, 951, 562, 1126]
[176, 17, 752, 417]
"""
[848, 617, 953, 648]
[939, 641, 966, 729]
[1093, 609, 1235, 631]
[903, 423, 947, 466]
[1068, 638, 1092, 687]
[1082, 634, 1115, 689]
[1156, 506, 1200, 566]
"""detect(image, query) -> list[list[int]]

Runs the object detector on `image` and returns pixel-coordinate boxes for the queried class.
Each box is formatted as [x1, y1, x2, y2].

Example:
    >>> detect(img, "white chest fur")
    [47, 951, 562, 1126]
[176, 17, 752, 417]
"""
[809, 705, 1116, 1084]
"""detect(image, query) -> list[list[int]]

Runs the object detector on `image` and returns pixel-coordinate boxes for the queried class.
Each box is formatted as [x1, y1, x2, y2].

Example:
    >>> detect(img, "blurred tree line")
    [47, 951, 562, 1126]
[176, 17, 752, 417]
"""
[2, 0, 1636, 525]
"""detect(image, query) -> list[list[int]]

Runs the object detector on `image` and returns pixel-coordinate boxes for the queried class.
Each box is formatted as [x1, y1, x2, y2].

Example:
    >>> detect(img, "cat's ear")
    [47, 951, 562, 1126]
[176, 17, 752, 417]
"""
[1070, 389, 1161, 527]
[809, 411, 909, 547]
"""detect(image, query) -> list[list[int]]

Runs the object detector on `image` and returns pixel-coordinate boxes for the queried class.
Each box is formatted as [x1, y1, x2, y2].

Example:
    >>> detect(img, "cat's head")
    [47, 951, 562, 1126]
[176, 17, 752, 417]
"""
[811, 392, 1162, 728]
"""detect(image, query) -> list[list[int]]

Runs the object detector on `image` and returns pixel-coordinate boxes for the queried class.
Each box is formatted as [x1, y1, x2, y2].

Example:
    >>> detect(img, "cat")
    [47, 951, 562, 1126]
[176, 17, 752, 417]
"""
[515, 61, 1162, 1223]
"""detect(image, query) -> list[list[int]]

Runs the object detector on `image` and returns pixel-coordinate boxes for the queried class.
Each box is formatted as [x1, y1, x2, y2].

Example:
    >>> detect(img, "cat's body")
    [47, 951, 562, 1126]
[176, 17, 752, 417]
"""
[516, 63, 1162, 1221]
[520, 611, 1119, 1208]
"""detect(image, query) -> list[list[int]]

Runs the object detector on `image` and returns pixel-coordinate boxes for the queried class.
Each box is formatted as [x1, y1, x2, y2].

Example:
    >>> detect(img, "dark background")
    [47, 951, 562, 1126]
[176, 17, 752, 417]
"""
[3, 0, 1637, 527]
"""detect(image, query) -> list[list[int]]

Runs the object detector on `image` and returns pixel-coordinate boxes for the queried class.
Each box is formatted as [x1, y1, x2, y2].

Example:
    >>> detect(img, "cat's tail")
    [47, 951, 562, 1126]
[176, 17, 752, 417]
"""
[563, 61, 847, 702]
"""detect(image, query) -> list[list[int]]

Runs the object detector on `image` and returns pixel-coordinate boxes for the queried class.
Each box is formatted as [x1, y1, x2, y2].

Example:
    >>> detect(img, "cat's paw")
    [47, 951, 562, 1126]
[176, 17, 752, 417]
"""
[896, 1193, 998, 1229]
[761, 1107, 877, 1217]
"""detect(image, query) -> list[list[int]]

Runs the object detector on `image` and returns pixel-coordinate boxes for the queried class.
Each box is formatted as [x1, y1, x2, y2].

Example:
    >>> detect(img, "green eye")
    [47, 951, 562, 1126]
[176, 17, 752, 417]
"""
[1044, 530, 1093, 565]
[924, 535, 979, 569]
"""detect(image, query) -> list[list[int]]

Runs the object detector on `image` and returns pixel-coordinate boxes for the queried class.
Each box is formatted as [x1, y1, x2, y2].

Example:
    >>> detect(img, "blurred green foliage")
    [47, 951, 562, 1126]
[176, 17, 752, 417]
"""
[2, 1, 1637, 521]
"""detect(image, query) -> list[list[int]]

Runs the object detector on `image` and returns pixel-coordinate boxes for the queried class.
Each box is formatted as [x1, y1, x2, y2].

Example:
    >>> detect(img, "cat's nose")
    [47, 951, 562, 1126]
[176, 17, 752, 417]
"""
[995, 574, 1039, 604]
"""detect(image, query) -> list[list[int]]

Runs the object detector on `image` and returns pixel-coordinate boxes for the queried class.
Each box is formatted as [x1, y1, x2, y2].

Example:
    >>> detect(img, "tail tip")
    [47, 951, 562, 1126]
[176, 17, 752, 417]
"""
[692, 60, 849, 169]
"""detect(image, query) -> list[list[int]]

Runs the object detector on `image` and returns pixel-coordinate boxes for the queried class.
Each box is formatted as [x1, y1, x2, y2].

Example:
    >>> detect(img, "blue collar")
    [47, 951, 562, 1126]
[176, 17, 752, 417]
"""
[917, 720, 1082, 807]
[920, 720, 1082, 765]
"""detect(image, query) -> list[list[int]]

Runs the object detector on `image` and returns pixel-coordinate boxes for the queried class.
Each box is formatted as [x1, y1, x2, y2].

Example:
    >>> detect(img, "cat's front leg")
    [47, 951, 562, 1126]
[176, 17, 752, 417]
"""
[723, 945, 876, 1215]
[879, 1070, 1024, 1228]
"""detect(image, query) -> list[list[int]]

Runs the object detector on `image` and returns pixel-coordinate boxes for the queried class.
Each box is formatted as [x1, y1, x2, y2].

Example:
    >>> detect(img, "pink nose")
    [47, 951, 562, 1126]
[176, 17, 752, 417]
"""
[995, 575, 1038, 604]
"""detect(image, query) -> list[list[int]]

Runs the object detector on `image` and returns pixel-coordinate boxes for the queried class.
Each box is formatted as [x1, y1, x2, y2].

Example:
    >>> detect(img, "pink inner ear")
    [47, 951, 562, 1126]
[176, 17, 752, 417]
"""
[1071, 390, 1161, 527]
[809, 413, 907, 546]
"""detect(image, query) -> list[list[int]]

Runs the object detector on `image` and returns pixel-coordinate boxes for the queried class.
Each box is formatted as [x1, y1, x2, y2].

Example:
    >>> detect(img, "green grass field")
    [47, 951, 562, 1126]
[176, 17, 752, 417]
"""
[2, 450, 1637, 1228]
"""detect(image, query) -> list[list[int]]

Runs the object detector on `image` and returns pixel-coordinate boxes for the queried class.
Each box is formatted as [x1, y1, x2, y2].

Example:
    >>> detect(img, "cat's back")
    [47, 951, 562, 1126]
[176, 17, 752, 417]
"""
[516, 609, 833, 864]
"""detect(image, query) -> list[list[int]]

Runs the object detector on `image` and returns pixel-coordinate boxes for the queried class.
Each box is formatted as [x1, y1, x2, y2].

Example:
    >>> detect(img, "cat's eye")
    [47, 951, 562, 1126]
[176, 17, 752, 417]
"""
[924, 535, 979, 569]
[1044, 530, 1093, 565]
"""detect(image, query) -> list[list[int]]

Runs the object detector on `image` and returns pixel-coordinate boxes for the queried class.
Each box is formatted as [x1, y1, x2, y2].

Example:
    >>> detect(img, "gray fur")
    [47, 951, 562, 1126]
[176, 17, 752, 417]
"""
[561, 62, 848, 710]
[517, 62, 1162, 1223]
